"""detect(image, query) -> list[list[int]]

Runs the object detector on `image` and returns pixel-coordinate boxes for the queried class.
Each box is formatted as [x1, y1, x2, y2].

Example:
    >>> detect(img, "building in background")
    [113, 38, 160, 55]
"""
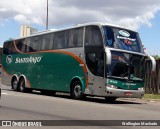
[20, 25, 38, 37]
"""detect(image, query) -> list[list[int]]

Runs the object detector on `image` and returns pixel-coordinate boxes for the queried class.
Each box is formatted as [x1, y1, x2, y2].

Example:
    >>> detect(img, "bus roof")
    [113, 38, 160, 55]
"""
[76, 22, 122, 28]
[4, 22, 137, 42]
[76, 22, 137, 32]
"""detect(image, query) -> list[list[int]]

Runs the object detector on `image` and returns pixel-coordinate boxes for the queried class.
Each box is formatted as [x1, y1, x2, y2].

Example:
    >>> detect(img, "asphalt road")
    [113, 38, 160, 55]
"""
[0, 84, 160, 129]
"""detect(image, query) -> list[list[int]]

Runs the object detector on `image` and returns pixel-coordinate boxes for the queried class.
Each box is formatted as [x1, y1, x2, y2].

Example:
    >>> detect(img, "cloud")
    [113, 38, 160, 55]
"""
[14, 14, 28, 24]
[0, 0, 160, 30]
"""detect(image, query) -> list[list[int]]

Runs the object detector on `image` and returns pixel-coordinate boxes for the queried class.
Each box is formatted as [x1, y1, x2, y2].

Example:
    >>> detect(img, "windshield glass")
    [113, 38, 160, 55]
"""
[107, 51, 145, 81]
[103, 26, 143, 53]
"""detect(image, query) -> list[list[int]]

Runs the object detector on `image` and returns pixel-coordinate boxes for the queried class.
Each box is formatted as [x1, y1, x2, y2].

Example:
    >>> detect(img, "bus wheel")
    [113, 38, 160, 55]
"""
[105, 97, 117, 103]
[71, 81, 83, 100]
[19, 78, 26, 92]
[12, 77, 18, 91]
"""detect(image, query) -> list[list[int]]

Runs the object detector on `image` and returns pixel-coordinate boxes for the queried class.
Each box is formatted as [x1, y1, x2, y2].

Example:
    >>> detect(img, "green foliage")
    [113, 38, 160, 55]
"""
[152, 55, 160, 59]
[144, 94, 160, 100]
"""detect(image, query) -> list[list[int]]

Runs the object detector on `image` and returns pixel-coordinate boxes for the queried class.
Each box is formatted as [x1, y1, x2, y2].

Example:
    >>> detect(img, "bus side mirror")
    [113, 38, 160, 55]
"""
[148, 55, 156, 72]
[105, 48, 111, 65]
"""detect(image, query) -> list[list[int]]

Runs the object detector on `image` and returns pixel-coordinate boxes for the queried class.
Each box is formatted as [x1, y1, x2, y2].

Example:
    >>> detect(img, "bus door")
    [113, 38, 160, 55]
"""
[84, 26, 106, 96]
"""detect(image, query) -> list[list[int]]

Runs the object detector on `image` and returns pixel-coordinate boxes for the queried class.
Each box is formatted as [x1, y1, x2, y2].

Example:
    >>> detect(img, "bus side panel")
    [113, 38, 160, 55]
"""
[2, 51, 86, 92]
[30, 52, 86, 92]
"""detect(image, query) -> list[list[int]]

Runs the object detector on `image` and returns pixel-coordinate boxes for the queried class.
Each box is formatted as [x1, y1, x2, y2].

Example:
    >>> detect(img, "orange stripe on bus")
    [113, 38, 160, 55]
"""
[54, 51, 89, 88]
[2, 50, 88, 88]
[26, 50, 87, 72]
[26, 50, 88, 87]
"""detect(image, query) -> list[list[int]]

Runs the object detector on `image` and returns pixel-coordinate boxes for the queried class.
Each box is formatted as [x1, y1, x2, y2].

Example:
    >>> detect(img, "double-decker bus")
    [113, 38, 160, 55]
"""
[1, 23, 156, 101]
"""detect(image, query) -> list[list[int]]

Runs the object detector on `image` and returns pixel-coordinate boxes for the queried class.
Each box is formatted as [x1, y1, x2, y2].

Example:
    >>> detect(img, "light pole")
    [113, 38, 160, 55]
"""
[46, 0, 48, 30]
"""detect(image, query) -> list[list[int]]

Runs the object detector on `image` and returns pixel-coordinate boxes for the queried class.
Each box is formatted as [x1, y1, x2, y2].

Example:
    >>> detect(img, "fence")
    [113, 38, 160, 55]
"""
[144, 59, 160, 94]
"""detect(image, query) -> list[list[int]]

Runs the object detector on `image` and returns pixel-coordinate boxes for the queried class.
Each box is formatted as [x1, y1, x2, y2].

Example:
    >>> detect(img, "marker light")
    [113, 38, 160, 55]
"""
[138, 87, 144, 91]
[107, 85, 118, 89]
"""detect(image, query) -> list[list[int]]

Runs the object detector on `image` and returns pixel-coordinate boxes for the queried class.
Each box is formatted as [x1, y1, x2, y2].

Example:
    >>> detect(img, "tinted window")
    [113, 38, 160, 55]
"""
[104, 26, 143, 53]
[3, 41, 17, 54]
[15, 38, 33, 52]
[41, 33, 54, 50]
[107, 51, 144, 81]
[23, 38, 30, 52]
[15, 39, 23, 52]
[68, 28, 83, 47]
[30, 36, 42, 51]
[53, 31, 68, 49]
[4, 27, 83, 54]
[104, 27, 115, 47]
[85, 26, 103, 46]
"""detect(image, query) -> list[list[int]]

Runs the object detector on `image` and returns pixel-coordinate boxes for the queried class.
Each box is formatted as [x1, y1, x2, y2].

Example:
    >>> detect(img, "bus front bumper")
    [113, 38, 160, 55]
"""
[106, 87, 144, 98]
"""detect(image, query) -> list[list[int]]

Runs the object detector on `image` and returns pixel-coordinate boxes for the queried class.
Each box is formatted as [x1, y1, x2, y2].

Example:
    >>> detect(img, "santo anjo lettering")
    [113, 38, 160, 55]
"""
[15, 56, 42, 64]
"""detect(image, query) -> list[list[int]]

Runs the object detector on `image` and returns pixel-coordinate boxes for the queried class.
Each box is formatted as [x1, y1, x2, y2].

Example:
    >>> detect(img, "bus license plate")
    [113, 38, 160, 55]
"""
[124, 92, 133, 96]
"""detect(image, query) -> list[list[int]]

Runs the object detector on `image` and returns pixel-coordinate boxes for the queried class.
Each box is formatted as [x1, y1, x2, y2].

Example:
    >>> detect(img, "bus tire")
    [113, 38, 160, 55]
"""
[71, 81, 83, 100]
[19, 78, 26, 92]
[105, 97, 117, 103]
[11, 77, 19, 91]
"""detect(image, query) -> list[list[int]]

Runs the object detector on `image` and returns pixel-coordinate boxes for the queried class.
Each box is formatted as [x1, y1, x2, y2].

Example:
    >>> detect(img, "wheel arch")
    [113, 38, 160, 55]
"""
[19, 75, 27, 88]
[11, 74, 19, 88]
[70, 76, 85, 93]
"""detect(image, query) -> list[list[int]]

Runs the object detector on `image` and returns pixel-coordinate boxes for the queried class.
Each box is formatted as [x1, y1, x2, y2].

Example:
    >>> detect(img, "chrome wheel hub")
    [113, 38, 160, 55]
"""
[74, 85, 82, 97]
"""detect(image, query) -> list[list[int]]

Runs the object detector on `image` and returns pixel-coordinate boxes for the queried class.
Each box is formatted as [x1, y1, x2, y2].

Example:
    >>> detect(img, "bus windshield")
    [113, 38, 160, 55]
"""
[107, 51, 145, 81]
[103, 26, 143, 53]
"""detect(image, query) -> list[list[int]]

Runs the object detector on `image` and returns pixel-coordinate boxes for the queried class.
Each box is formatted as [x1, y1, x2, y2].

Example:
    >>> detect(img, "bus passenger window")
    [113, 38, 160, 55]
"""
[85, 26, 103, 46]
[54, 31, 68, 49]
[23, 38, 31, 52]
[15, 40, 23, 52]
[77, 28, 83, 47]
[3, 41, 17, 54]
[41, 34, 53, 50]
[68, 28, 83, 48]
[30, 36, 42, 51]
[104, 27, 115, 47]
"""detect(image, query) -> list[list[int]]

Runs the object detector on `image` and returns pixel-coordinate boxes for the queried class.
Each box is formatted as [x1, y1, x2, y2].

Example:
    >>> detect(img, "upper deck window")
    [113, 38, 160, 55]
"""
[103, 26, 143, 53]
[3, 41, 17, 54]
[85, 26, 103, 46]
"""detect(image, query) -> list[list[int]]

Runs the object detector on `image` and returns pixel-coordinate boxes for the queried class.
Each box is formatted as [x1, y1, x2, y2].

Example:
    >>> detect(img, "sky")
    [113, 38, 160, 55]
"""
[0, 0, 160, 55]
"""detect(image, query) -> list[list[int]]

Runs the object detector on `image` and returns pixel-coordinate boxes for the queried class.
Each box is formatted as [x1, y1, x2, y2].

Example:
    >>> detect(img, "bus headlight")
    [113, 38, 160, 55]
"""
[138, 87, 144, 91]
[107, 85, 118, 89]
